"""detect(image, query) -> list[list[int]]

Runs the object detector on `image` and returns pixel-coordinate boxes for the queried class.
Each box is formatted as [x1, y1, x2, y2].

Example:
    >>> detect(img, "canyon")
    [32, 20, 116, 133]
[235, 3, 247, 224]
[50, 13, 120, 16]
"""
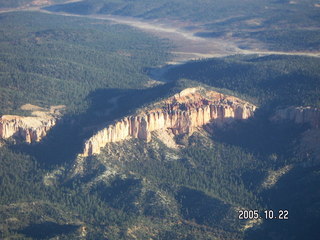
[81, 88, 257, 156]
[0, 104, 65, 143]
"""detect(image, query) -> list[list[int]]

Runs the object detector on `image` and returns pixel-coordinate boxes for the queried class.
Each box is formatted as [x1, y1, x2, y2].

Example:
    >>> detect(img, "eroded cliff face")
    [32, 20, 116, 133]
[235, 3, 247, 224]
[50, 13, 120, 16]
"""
[82, 88, 257, 156]
[272, 106, 320, 128]
[0, 104, 65, 143]
[272, 106, 320, 165]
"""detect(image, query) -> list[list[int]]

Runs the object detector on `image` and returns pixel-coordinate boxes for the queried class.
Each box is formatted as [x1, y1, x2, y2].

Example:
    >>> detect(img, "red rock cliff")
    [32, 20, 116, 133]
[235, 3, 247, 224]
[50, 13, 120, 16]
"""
[81, 88, 257, 156]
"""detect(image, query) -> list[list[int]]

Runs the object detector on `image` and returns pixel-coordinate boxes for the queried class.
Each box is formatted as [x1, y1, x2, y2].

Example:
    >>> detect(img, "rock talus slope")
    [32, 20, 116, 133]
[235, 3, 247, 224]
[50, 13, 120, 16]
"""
[82, 88, 257, 156]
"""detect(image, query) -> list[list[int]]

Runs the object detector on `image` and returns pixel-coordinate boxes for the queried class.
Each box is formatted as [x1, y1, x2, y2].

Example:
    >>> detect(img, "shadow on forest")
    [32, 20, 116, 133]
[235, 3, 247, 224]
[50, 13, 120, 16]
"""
[92, 177, 142, 213]
[211, 107, 308, 158]
[176, 187, 230, 227]
[18, 222, 79, 239]
[10, 83, 173, 168]
[245, 164, 320, 240]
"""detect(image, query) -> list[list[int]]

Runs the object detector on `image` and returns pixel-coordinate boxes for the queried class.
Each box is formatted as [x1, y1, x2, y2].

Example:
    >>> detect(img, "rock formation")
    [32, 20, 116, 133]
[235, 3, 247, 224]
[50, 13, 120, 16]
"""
[272, 106, 320, 165]
[272, 106, 320, 128]
[81, 88, 257, 156]
[0, 104, 65, 143]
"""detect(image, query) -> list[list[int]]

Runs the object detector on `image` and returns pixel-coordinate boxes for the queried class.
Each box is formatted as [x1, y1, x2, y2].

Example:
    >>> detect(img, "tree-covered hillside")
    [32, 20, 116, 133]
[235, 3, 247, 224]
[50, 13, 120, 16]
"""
[0, 11, 171, 115]
[0, 0, 67, 8]
[165, 55, 320, 108]
[1, 2, 320, 239]
[46, 0, 320, 51]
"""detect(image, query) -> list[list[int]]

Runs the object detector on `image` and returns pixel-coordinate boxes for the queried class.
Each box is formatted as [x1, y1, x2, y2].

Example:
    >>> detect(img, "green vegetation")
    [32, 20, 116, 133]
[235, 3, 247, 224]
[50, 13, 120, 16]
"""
[88, 109, 308, 239]
[0, 10, 171, 239]
[0, 146, 140, 239]
[46, 0, 320, 51]
[0, 11, 171, 115]
[246, 165, 320, 240]
[46, 0, 318, 25]
[234, 29, 320, 51]
[165, 55, 320, 107]
[0, 0, 66, 8]
[1, 2, 320, 239]
[125, 135, 263, 209]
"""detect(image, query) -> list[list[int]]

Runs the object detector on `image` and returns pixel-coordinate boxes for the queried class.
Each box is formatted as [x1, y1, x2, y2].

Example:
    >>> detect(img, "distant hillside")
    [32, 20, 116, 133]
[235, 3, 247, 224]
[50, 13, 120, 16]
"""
[1, 2, 320, 239]
[45, 0, 320, 51]
[164, 55, 320, 108]
[0, 0, 67, 8]
[0, 11, 171, 115]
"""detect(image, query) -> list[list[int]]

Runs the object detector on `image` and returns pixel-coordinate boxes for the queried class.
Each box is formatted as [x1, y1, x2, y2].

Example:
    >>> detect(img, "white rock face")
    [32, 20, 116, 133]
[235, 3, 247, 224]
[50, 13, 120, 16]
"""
[81, 88, 257, 156]
[272, 106, 320, 128]
[0, 105, 65, 143]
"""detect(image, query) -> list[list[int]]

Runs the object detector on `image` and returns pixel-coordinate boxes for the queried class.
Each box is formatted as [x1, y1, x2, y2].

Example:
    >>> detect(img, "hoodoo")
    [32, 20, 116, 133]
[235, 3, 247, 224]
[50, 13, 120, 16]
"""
[81, 88, 257, 156]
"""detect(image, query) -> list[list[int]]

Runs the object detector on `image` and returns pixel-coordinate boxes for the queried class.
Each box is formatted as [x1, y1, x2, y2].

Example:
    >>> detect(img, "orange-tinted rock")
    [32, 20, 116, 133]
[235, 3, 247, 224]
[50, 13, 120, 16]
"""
[0, 115, 57, 143]
[0, 105, 64, 143]
[81, 88, 257, 156]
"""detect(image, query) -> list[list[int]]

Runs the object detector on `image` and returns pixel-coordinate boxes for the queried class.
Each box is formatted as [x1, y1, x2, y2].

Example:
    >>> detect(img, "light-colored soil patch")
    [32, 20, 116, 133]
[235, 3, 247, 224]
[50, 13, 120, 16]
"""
[262, 165, 293, 189]
[154, 129, 180, 149]
[20, 103, 65, 118]
[31, 0, 52, 6]
[244, 18, 263, 26]
[242, 218, 263, 231]
[144, 79, 163, 87]
[20, 103, 45, 111]
[241, 49, 320, 58]
[49, 105, 66, 114]
[43, 168, 64, 186]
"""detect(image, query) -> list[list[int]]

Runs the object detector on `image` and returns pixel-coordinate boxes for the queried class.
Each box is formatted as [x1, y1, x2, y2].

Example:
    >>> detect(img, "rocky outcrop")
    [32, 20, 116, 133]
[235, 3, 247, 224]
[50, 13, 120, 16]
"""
[272, 106, 320, 128]
[0, 105, 65, 143]
[272, 106, 320, 165]
[81, 88, 257, 156]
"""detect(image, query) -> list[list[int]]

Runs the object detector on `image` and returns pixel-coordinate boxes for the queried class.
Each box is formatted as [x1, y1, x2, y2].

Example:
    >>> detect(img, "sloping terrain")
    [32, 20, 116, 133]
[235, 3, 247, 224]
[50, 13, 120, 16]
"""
[0, 0, 68, 9]
[81, 87, 257, 156]
[0, 1, 320, 239]
[0, 11, 171, 115]
[46, 0, 320, 52]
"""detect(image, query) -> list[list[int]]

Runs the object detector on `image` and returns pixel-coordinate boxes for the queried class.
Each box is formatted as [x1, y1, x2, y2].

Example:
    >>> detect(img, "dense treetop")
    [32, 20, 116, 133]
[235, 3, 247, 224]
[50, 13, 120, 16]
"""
[0, 11, 171, 115]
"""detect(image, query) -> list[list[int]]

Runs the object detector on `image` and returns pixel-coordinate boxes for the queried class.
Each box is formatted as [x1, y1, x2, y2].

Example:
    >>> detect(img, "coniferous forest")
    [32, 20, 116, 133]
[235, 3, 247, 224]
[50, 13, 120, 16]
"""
[0, 1, 320, 239]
